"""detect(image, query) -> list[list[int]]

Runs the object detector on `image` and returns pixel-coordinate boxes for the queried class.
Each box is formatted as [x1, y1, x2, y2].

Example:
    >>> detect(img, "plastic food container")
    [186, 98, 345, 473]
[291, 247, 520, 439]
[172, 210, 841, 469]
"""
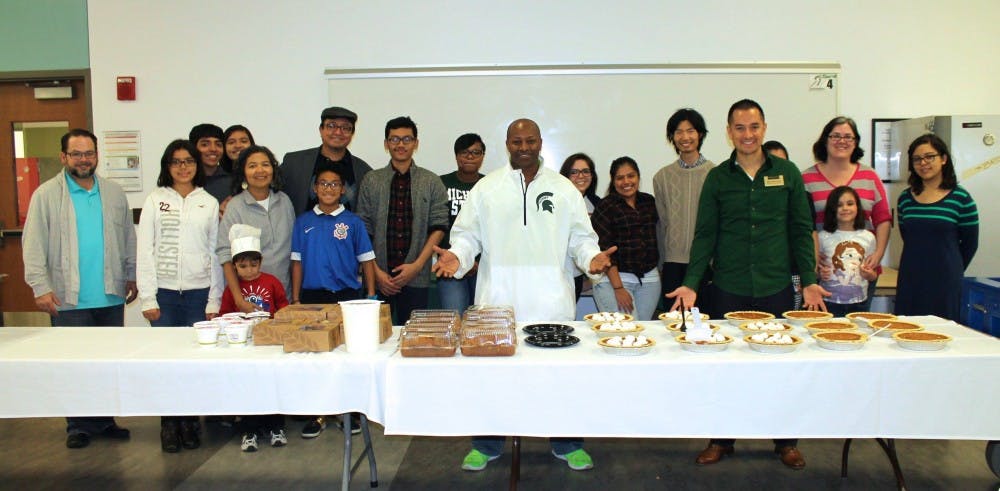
[460, 320, 517, 356]
[399, 322, 458, 357]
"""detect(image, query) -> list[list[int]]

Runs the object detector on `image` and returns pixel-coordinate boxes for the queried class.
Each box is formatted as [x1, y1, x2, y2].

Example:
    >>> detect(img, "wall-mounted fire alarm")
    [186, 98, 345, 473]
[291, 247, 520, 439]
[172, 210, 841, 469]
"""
[117, 76, 136, 101]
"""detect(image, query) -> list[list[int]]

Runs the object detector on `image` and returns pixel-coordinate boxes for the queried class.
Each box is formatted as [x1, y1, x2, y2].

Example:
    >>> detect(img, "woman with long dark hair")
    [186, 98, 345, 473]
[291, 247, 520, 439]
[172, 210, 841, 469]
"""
[590, 156, 659, 320]
[895, 134, 978, 320]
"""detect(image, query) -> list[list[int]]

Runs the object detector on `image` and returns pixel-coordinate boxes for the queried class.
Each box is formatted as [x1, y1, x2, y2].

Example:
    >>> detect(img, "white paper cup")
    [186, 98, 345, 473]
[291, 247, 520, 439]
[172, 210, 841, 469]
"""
[225, 321, 251, 346]
[195, 321, 220, 347]
[340, 299, 382, 354]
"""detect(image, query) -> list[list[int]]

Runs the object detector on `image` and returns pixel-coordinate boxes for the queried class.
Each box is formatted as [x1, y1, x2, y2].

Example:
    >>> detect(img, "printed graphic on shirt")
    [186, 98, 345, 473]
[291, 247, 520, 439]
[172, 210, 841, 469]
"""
[242, 284, 273, 312]
[827, 240, 866, 303]
[448, 187, 470, 217]
[535, 192, 554, 213]
[333, 222, 349, 240]
[156, 204, 181, 280]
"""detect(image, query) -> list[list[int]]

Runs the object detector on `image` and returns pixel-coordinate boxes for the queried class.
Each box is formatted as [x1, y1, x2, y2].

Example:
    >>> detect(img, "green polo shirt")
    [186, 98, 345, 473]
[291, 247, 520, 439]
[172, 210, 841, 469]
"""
[682, 152, 817, 298]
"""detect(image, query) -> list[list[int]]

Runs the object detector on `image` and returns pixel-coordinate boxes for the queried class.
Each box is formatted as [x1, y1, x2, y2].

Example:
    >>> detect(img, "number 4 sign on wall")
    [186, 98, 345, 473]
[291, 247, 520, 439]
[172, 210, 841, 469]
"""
[810, 74, 836, 90]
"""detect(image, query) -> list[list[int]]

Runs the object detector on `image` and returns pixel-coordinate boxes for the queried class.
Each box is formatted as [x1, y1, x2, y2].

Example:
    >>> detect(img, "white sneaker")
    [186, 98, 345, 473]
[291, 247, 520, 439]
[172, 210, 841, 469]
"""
[241, 433, 258, 452]
[270, 429, 288, 447]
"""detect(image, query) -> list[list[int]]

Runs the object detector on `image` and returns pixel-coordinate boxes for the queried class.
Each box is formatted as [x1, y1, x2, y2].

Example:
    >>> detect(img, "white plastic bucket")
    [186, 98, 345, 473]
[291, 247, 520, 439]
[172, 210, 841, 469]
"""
[339, 299, 382, 354]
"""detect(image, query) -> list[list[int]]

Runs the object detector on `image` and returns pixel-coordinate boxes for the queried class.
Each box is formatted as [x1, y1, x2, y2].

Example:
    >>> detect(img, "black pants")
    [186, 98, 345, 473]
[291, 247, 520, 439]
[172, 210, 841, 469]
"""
[386, 286, 428, 325]
[709, 283, 797, 448]
[711, 283, 794, 317]
[52, 305, 125, 435]
[660, 262, 715, 318]
[300, 287, 361, 304]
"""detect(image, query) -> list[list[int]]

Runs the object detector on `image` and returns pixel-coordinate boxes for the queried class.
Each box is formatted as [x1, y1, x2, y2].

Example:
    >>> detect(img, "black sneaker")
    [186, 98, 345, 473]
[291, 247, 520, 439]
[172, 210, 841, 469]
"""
[102, 424, 131, 440]
[301, 417, 326, 439]
[335, 413, 363, 435]
[180, 421, 200, 449]
[160, 423, 180, 453]
[66, 432, 90, 449]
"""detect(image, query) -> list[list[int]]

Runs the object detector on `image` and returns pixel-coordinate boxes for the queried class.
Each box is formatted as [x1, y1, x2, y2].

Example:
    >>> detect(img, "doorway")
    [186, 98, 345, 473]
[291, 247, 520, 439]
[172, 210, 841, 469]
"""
[0, 75, 90, 326]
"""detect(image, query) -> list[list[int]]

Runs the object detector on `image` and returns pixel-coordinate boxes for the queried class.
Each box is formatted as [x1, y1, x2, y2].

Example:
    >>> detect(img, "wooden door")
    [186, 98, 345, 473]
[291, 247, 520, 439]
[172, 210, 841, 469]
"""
[0, 78, 89, 315]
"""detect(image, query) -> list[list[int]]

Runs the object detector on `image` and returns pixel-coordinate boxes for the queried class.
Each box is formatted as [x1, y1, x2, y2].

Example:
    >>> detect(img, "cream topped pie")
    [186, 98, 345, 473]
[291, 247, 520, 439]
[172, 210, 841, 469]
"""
[592, 321, 643, 334]
[739, 320, 793, 332]
[665, 321, 721, 337]
[584, 312, 634, 325]
[676, 333, 732, 353]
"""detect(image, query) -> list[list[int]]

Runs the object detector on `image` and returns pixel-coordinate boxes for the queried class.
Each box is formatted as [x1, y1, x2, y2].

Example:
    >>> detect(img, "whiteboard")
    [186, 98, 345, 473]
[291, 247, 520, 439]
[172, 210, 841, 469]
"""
[326, 64, 840, 193]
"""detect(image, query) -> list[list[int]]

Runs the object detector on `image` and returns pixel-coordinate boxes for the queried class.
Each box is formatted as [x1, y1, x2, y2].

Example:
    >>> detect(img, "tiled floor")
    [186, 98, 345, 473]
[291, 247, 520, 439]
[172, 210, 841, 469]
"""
[0, 416, 996, 490]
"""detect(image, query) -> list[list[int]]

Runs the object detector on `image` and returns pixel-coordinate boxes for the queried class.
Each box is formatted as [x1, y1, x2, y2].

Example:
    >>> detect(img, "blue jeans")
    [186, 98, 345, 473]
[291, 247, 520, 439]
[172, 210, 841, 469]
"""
[472, 436, 583, 457]
[51, 304, 124, 434]
[592, 277, 661, 321]
[437, 275, 477, 313]
[149, 288, 209, 327]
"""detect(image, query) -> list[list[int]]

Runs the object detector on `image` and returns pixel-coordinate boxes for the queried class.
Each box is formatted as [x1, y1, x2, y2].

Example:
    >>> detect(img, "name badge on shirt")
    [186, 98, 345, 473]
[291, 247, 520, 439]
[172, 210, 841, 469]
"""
[763, 175, 785, 187]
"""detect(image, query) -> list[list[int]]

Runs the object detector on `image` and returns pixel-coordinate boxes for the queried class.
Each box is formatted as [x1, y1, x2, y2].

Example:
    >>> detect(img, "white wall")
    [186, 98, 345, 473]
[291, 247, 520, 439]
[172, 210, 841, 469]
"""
[88, 0, 1000, 208]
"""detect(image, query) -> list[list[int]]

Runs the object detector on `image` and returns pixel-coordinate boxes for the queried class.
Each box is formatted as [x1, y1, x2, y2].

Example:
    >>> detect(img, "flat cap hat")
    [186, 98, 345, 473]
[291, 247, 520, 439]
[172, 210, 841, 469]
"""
[320, 106, 357, 123]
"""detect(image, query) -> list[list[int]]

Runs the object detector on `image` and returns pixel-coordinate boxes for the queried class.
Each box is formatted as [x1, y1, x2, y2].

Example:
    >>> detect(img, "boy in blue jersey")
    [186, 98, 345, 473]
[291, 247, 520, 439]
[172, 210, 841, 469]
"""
[290, 164, 376, 303]
[291, 163, 376, 439]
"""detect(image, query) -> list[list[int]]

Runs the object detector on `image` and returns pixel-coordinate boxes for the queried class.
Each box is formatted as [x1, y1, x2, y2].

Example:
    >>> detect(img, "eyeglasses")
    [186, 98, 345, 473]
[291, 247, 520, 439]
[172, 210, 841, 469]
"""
[568, 169, 592, 176]
[458, 149, 484, 157]
[66, 151, 96, 160]
[323, 122, 354, 133]
[911, 153, 940, 165]
[169, 158, 197, 167]
[828, 134, 857, 142]
[387, 136, 416, 145]
[316, 180, 342, 189]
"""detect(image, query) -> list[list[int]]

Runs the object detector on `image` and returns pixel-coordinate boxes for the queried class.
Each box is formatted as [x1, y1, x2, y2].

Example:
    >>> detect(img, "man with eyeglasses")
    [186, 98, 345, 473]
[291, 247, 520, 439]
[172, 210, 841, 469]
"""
[281, 106, 373, 215]
[356, 116, 449, 324]
[22, 128, 137, 449]
[652, 108, 717, 316]
[665, 99, 830, 470]
[437, 133, 487, 313]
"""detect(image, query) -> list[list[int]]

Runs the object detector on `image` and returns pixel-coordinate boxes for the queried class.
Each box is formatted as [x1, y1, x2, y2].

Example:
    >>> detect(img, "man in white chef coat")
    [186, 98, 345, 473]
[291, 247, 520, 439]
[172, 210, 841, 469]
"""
[433, 118, 615, 472]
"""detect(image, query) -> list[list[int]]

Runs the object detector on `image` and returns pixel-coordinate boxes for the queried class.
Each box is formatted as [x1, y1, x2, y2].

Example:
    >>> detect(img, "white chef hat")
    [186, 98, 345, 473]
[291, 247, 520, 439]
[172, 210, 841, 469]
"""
[229, 224, 262, 258]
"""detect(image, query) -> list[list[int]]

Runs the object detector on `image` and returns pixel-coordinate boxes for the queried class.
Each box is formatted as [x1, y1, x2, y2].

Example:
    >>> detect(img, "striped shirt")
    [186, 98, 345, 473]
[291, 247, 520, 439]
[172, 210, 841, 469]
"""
[898, 186, 979, 247]
[801, 164, 892, 230]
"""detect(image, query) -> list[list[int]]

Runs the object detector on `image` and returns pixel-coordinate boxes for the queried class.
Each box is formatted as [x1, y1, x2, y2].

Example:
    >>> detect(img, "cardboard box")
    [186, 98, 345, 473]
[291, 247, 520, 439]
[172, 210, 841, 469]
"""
[253, 319, 303, 346]
[274, 304, 337, 323]
[282, 321, 343, 352]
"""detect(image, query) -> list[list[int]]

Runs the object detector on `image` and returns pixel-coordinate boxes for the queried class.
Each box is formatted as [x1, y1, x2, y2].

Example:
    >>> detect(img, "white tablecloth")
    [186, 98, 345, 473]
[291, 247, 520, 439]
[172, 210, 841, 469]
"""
[382, 316, 1000, 440]
[2, 317, 998, 441]
[0, 326, 397, 421]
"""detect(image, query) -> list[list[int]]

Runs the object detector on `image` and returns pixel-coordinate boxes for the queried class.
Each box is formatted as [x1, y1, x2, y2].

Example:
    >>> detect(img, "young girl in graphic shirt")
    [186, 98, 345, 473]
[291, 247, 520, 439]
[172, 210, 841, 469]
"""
[817, 186, 877, 317]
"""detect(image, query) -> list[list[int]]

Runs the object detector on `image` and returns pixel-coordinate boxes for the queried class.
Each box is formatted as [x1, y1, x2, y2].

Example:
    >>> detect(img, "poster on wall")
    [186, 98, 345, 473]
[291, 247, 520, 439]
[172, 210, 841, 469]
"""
[871, 118, 903, 182]
[102, 130, 142, 192]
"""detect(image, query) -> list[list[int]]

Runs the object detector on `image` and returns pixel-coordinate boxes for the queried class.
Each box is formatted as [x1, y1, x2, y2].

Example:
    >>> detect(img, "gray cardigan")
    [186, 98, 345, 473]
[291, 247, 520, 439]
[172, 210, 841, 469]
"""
[356, 162, 449, 288]
[217, 190, 295, 293]
[22, 172, 136, 309]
